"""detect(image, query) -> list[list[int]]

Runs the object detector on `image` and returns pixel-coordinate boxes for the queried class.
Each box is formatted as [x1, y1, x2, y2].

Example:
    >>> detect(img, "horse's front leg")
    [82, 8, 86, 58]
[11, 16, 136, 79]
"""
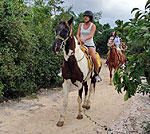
[57, 80, 70, 127]
[74, 81, 83, 119]
[109, 67, 113, 85]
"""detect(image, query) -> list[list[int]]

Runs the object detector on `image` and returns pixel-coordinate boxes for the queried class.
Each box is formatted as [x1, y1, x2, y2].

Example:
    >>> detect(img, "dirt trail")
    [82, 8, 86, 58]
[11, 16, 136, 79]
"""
[0, 59, 149, 134]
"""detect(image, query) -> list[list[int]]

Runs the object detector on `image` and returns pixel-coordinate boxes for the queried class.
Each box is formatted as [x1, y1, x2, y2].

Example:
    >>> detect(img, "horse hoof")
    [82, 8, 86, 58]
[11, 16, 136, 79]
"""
[56, 121, 64, 127]
[76, 114, 83, 119]
[85, 105, 90, 110]
[82, 104, 87, 109]
[82, 105, 90, 110]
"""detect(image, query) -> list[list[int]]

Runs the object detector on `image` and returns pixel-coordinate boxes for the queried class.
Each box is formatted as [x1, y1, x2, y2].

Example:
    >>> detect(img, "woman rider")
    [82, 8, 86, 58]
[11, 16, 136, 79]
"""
[76, 10, 101, 82]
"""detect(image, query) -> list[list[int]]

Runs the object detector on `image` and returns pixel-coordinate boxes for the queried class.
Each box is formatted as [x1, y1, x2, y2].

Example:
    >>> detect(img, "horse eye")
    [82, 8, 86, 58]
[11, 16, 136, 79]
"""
[60, 29, 67, 36]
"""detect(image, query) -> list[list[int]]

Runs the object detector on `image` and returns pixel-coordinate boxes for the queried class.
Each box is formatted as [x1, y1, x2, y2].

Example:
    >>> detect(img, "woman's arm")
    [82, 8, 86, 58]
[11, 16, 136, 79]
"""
[76, 23, 82, 42]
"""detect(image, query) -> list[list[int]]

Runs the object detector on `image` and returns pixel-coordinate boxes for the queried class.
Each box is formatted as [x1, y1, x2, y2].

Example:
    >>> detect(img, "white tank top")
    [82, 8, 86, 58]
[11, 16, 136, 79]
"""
[80, 23, 95, 47]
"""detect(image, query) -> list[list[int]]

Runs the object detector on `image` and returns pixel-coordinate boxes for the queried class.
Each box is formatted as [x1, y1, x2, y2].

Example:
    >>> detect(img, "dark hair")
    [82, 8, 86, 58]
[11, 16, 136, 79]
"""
[83, 10, 93, 22]
[113, 31, 117, 37]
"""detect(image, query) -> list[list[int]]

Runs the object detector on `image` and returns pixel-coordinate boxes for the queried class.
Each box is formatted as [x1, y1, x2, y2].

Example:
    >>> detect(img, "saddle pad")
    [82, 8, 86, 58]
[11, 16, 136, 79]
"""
[96, 52, 102, 68]
[80, 45, 101, 69]
[80, 45, 93, 69]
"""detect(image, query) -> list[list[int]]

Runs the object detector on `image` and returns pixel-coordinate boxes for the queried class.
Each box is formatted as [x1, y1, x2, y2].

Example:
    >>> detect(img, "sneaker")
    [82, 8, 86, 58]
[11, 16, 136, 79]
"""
[120, 64, 126, 69]
[57, 70, 62, 77]
[95, 75, 102, 82]
[104, 61, 108, 67]
[104, 63, 108, 67]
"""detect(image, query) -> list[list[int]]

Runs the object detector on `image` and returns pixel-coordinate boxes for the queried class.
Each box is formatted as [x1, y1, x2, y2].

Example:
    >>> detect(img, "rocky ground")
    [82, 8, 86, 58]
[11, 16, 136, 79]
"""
[109, 94, 150, 134]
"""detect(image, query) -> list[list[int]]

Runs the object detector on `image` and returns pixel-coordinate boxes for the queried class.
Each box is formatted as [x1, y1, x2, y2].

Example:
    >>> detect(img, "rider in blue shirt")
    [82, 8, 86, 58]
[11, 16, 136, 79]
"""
[105, 31, 124, 66]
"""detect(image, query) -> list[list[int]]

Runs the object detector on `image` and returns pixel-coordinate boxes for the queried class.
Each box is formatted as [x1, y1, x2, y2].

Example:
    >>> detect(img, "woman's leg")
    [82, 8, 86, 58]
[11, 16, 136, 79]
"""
[88, 47, 102, 82]
[118, 50, 123, 55]
[88, 47, 99, 73]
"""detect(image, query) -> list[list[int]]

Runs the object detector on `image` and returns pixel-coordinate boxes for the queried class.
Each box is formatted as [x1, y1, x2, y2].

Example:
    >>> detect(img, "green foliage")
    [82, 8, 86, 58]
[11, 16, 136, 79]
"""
[138, 83, 150, 95]
[113, 0, 150, 100]
[0, 0, 67, 99]
[26, 93, 38, 99]
[0, 0, 37, 98]
[95, 28, 113, 55]
[0, 82, 4, 97]
[93, 13, 113, 55]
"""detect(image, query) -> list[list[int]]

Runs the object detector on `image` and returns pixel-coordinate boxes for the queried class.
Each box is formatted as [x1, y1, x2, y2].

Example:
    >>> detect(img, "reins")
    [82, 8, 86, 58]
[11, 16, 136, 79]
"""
[110, 44, 116, 49]
[76, 53, 85, 62]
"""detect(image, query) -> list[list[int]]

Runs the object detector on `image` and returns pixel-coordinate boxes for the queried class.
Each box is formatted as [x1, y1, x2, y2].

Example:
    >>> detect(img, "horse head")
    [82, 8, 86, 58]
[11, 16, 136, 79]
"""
[52, 17, 73, 54]
[110, 43, 116, 49]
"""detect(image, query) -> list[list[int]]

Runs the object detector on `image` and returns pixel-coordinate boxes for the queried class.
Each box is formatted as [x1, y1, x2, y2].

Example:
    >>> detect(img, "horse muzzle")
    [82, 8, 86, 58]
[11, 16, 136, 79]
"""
[53, 47, 59, 54]
[52, 40, 61, 54]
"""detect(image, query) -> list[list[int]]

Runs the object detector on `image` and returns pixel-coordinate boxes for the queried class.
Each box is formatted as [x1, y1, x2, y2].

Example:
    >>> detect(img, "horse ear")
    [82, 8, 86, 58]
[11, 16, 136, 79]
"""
[68, 16, 73, 25]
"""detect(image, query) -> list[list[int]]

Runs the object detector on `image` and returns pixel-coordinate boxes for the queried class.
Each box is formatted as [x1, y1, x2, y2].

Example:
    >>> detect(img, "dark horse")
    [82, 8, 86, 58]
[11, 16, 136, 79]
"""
[107, 43, 120, 85]
[52, 17, 101, 127]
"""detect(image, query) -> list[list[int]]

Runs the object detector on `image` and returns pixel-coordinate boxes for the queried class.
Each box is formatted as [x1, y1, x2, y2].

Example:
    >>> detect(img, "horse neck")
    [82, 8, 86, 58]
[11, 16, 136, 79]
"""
[74, 37, 84, 58]
[63, 35, 75, 61]
[110, 48, 119, 61]
[63, 36, 84, 62]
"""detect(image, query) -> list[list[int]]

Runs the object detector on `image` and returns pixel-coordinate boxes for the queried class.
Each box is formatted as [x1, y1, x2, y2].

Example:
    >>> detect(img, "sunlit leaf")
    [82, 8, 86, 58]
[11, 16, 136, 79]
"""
[145, 0, 150, 9]
[124, 91, 129, 101]
[131, 8, 139, 13]
[122, 22, 130, 28]
[135, 11, 142, 20]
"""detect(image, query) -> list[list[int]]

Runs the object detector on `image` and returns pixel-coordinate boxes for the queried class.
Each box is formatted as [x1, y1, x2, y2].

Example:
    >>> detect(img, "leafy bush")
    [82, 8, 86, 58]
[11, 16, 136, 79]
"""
[0, 0, 63, 99]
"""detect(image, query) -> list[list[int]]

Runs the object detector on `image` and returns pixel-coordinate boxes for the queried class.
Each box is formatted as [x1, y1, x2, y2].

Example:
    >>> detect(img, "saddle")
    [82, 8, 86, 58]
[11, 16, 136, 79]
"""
[80, 45, 101, 70]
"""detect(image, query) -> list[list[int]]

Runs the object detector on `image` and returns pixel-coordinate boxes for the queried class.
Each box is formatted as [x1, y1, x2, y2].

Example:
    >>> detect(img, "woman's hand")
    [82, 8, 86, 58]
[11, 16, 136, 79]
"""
[78, 38, 85, 44]
[77, 38, 81, 44]
[80, 38, 85, 43]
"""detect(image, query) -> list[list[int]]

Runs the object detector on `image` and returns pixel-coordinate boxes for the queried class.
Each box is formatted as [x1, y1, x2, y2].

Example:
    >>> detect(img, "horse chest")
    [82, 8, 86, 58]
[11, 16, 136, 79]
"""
[62, 56, 83, 83]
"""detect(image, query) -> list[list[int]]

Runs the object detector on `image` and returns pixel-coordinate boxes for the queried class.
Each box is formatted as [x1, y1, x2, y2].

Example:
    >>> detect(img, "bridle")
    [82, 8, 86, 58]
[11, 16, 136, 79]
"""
[55, 25, 85, 63]
[55, 27, 72, 49]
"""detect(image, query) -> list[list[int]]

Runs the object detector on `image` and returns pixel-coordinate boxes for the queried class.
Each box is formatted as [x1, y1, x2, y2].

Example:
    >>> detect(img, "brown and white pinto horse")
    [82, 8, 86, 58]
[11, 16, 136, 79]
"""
[107, 44, 120, 85]
[52, 17, 101, 127]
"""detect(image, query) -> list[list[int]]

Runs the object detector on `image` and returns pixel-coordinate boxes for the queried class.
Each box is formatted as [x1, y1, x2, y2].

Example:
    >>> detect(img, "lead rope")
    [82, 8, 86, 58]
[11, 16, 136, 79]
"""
[82, 109, 113, 134]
